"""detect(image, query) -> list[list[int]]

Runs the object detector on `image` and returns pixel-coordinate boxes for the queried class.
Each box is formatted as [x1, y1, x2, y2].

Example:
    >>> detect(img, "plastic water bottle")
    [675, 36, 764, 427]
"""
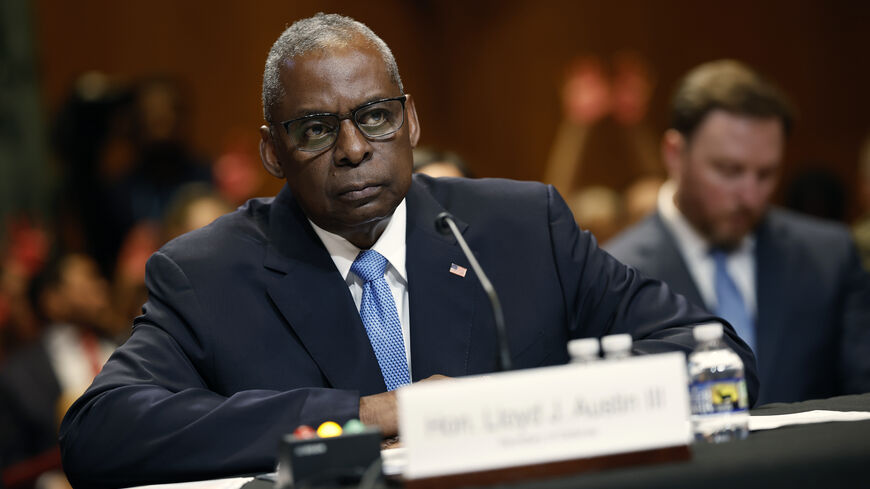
[601, 334, 632, 360]
[568, 338, 600, 363]
[688, 323, 749, 443]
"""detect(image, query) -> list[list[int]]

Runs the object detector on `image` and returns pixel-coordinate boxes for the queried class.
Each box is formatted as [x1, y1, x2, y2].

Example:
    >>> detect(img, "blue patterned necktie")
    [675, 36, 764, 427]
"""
[711, 249, 756, 354]
[351, 250, 411, 391]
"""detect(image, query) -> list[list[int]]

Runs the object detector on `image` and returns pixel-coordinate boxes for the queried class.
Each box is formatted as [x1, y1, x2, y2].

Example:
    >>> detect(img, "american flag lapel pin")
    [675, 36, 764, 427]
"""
[449, 263, 467, 277]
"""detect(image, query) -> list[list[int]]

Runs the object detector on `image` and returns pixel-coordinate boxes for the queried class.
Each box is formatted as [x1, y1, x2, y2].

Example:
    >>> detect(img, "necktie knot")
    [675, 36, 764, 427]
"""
[710, 248, 728, 266]
[351, 250, 388, 283]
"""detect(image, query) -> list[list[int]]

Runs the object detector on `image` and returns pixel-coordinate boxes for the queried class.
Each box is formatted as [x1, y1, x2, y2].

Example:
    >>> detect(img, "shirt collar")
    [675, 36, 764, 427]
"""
[309, 199, 407, 283]
[657, 180, 754, 258]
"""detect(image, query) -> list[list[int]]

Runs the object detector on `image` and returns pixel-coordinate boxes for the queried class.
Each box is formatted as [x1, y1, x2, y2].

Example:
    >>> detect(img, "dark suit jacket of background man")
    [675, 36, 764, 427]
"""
[59, 175, 757, 488]
[606, 208, 870, 405]
[0, 344, 62, 471]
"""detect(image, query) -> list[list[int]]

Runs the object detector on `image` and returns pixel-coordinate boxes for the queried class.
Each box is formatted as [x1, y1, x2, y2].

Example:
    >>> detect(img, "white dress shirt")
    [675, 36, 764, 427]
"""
[657, 181, 757, 317]
[309, 199, 412, 374]
[44, 324, 116, 397]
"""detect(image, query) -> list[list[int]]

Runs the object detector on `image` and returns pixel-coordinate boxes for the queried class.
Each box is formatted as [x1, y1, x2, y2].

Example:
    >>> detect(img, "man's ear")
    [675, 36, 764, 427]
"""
[661, 129, 686, 183]
[259, 125, 284, 179]
[404, 94, 421, 148]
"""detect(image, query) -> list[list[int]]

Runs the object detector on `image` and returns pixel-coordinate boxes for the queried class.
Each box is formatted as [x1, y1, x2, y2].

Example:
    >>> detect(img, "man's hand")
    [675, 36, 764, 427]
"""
[359, 374, 451, 437]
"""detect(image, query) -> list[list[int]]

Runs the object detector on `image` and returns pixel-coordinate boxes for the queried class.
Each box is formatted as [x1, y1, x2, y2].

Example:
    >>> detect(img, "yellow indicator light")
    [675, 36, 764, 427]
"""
[316, 421, 343, 438]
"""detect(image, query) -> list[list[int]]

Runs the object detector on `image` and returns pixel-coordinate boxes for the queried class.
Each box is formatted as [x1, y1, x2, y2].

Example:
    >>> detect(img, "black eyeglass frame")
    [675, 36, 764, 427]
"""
[274, 95, 408, 152]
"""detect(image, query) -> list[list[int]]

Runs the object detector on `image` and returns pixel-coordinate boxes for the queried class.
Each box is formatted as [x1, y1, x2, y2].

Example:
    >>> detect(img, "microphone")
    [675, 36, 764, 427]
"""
[435, 212, 512, 371]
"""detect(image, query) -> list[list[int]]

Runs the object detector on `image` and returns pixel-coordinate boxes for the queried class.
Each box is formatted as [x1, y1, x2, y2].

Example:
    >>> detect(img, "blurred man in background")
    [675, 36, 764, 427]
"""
[607, 60, 870, 404]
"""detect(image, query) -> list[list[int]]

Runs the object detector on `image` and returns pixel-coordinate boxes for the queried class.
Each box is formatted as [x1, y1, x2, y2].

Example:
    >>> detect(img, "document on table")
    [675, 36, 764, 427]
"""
[749, 410, 870, 431]
[381, 447, 406, 476]
[123, 476, 254, 489]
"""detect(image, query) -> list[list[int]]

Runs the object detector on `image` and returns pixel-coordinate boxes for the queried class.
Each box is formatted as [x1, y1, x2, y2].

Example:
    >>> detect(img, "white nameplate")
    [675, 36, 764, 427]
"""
[398, 352, 691, 479]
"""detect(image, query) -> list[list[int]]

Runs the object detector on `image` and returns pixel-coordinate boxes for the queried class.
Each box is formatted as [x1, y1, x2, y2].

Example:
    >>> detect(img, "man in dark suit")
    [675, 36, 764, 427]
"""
[607, 60, 870, 405]
[59, 15, 757, 488]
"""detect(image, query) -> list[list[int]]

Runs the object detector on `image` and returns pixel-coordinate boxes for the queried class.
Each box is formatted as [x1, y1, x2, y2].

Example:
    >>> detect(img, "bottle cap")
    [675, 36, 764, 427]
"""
[567, 338, 600, 359]
[601, 334, 632, 354]
[692, 322, 724, 342]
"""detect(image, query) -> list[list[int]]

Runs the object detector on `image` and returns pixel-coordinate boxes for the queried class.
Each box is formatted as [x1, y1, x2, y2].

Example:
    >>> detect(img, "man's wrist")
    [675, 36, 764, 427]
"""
[359, 391, 399, 437]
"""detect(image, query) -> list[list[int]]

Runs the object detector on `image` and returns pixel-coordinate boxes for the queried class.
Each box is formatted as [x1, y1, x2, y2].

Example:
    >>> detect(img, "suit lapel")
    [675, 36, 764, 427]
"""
[645, 214, 707, 308]
[405, 180, 477, 380]
[263, 186, 386, 395]
[754, 212, 787, 377]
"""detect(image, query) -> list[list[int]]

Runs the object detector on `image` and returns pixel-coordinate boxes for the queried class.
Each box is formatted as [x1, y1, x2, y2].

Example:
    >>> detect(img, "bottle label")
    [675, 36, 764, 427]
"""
[690, 378, 749, 415]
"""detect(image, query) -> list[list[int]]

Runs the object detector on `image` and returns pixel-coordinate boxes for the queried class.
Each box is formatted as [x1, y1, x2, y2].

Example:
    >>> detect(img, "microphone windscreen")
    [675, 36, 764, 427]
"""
[434, 212, 453, 235]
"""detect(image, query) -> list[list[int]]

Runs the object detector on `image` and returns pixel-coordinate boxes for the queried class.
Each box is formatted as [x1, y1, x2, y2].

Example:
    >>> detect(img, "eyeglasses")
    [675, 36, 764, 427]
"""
[275, 95, 407, 152]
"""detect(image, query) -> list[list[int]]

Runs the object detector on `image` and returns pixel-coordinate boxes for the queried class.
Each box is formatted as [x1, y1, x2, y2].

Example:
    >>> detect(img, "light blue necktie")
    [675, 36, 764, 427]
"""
[351, 250, 411, 391]
[711, 249, 756, 353]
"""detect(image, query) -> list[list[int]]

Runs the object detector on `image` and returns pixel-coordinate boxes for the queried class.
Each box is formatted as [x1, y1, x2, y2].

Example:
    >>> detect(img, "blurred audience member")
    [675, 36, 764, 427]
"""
[113, 184, 233, 325]
[109, 77, 211, 233]
[1, 253, 118, 488]
[567, 186, 623, 244]
[112, 222, 161, 327]
[543, 52, 661, 198]
[607, 60, 870, 404]
[52, 75, 212, 279]
[163, 184, 235, 242]
[0, 218, 50, 359]
[213, 131, 266, 206]
[51, 72, 135, 276]
[785, 167, 847, 222]
[412, 146, 472, 178]
[854, 135, 870, 271]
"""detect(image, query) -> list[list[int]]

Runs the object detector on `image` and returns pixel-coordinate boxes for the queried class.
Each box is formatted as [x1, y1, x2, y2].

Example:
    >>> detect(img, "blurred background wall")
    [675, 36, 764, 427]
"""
[25, 0, 870, 202]
[27, 0, 870, 209]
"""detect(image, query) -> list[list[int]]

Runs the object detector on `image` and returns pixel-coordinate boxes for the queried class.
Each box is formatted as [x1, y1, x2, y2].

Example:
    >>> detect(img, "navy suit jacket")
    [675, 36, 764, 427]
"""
[60, 176, 757, 488]
[606, 209, 870, 405]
